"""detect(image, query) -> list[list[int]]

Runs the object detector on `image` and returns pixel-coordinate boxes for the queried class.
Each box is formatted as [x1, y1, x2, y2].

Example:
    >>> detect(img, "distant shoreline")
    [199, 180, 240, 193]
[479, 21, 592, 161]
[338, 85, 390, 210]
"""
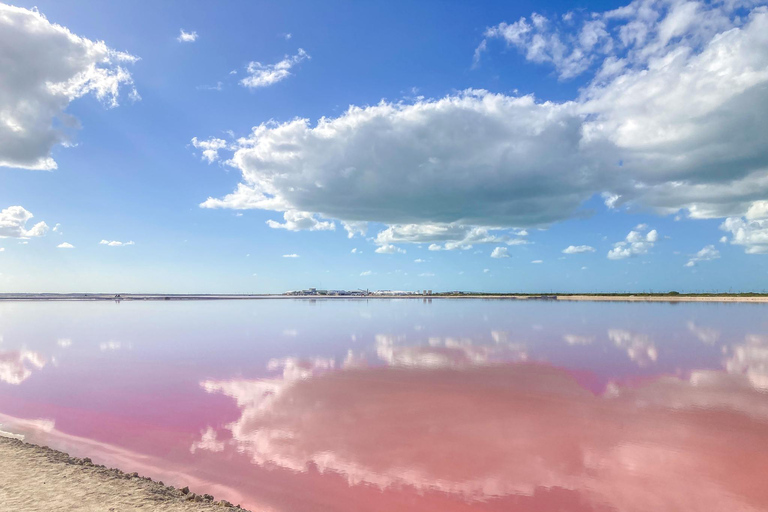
[1, 293, 767, 303]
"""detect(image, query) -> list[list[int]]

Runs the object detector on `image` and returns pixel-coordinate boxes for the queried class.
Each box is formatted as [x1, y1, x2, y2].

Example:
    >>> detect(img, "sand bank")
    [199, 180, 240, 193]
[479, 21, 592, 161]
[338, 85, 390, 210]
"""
[0, 437, 249, 511]
[556, 295, 768, 303]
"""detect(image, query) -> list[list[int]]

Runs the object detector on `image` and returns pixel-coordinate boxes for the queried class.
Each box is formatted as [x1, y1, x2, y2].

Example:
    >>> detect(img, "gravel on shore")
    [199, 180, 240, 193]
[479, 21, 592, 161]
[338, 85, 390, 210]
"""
[0, 436, 250, 511]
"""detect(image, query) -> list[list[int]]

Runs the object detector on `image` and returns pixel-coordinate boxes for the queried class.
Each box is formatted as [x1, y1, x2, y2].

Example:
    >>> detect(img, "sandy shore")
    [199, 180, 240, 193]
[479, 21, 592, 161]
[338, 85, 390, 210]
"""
[1, 293, 767, 302]
[0, 437, 249, 511]
[556, 295, 768, 302]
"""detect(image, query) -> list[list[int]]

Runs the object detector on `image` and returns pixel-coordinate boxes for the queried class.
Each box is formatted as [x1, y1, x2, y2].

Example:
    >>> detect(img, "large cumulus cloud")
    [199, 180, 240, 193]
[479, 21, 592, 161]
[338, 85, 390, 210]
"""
[194, 1, 768, 253]
[0, 3, 138, 170]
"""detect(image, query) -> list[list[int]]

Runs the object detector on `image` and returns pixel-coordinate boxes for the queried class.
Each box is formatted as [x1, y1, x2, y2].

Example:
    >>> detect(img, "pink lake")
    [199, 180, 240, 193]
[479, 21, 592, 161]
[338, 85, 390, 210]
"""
[1, 299, 767, 511]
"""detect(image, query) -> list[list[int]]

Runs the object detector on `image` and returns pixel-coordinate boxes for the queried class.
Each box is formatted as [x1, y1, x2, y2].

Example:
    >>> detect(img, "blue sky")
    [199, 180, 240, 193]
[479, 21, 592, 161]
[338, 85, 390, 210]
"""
[1, 0, 767, 293]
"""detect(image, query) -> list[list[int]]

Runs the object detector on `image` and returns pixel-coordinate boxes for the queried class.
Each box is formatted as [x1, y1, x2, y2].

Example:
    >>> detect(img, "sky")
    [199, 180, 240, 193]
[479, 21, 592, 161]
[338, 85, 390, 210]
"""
[1, 0, 767, 294]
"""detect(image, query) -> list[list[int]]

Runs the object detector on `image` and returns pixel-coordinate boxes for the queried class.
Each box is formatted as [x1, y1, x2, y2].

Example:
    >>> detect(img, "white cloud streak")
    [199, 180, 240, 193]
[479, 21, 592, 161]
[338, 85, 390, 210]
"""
[177, 29, 198, 43]
[685, 245, 721, 267]
[99, 240, 134, 247]
[240, 49, 309, 89]
[563, 245, 595, 254]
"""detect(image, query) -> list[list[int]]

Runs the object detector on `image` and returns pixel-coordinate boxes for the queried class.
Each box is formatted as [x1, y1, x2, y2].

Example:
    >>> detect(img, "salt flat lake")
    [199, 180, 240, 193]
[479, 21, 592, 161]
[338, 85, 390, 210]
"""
[1, 299, 767, 512]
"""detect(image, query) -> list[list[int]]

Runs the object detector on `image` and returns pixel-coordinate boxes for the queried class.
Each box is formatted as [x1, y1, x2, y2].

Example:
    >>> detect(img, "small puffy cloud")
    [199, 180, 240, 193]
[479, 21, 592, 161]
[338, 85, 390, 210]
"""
[99, 240, 134, 247]
[375, 244, 406, 255]
[282, 253, 299, 258]
[563, 245, 595, 254]
[607, 226, 658, 260]
[414, 258, 425, 263]
[719, 236, 728, 244]
[685, 245, 721, 267]
[720, 202, 768, 254]
[0, 206, 49, 238]
[491, 247, 510, 258]
[177, 29, 198, 43]
[531, 260, 543, 264]
[351, 248, 360, 254]
[57, 242, 74, 249]
[240, 49, 309, 89]
[0, 4, 138, 170]
[360, 270, 373, 276]
[0, 248, 4, 252]
[483, 268, 490, 273]
[52, 223, 61, 233]
[266, 211, 335, 232]
[191, 137, 228, 163]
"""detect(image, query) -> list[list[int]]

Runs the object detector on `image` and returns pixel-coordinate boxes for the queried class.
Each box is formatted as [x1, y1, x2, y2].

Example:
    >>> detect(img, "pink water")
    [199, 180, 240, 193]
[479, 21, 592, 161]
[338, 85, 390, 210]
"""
[1, 299, 767, 511]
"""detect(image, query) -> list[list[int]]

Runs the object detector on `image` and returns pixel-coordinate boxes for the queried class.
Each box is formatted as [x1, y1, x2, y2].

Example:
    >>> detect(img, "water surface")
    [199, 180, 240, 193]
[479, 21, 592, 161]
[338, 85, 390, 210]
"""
[1, 299, 767, 511]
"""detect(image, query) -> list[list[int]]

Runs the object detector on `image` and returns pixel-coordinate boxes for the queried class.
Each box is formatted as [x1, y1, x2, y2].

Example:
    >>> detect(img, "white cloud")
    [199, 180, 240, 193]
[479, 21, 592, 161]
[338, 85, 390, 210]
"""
[195, 3, 768, 253]
[491, 247, 510, 258]
[282, 253, 299, 258]
[720, 202, 768, 254]
[0, 248, 4, 252]
[375, 244, 406, 255]
[177, 29, 198, 43]
[57, 338, 72, 348]
[0, 4, 138, 170]
[99, 240, 134, 247]
[240, 49, 309, 89]
[419, 272, 435, 277]
[685, 245, 721, 267]
[483, 268, 490, 273]
[266, 210, 335, 232]
[342, 221, 367, 239]
[375, 224, 529, 251]
[531, 260, 543, 264]
[0, 206, 49, 238]
[191, 137, 228, 163]
[360, 270, 373, 276]
[414, 258, 425, 263]
[562, 245, 595, 254]
[351, 248, 359, 254]
[607, 226, 658, 260]
[56, 242, 74, 249]
[478, 14, 611, 79]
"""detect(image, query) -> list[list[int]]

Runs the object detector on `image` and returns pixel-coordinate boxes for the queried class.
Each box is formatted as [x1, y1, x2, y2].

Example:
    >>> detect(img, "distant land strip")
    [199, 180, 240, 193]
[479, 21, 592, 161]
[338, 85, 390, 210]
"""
[1, 293, 767, 302]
